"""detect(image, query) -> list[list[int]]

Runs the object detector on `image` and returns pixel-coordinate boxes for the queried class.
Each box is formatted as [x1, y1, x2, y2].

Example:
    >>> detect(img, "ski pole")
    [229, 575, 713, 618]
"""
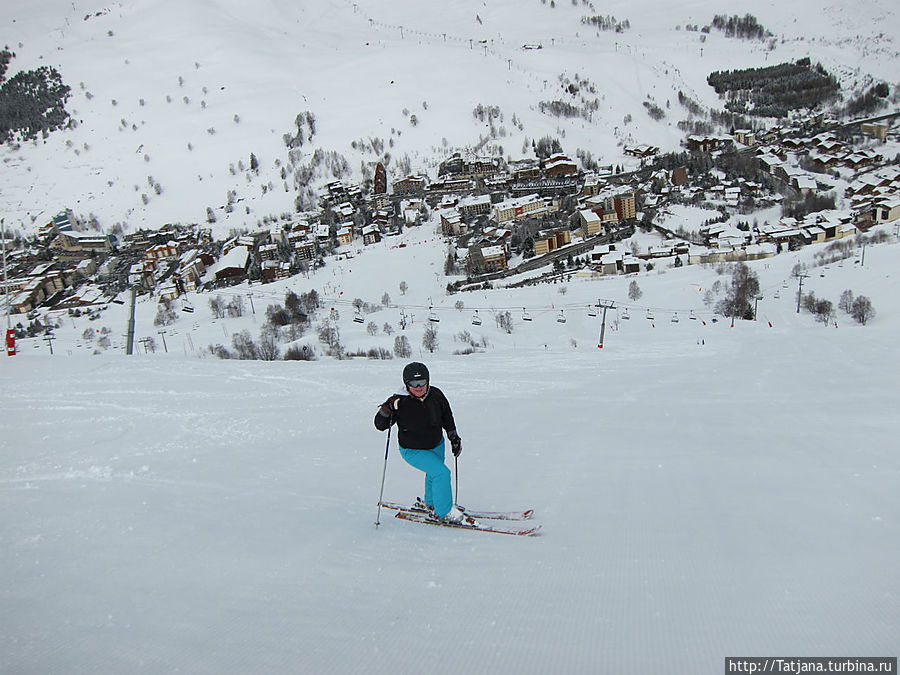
[375, 426, 391, 527]
[454, 454, 459, 507]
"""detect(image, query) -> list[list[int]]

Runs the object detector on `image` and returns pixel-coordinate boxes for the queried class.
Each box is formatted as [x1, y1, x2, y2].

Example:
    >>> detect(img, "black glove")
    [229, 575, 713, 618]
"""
[448, 431, 462, 457]
[379, 395, 402, 417]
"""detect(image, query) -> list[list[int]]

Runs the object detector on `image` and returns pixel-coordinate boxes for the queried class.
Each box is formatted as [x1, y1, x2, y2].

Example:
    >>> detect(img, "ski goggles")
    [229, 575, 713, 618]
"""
[406, 378, 428, 388]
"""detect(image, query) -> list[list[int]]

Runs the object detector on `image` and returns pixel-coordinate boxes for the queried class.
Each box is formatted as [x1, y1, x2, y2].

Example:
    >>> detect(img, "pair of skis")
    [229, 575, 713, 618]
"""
[378, 500, 541, 536]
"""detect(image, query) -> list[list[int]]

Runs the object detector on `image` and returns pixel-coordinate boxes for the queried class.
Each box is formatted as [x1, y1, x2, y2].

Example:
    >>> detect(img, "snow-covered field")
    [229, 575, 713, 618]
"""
[3, 230, 899, 673]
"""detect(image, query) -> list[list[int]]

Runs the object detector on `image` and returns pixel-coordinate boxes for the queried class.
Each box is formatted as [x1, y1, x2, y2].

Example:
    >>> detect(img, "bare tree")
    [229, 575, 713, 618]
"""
[258, 332, 281, 361]
[422, 325, 439, 353]
[838, 289, 854, 314]
[232, 330, 259, 359]
[496, 311, 513, 334]
[394, 334, 411, 358]
[628, 280, 643, 301]
[209, 295, 226, 318]
[716, 262, 760, 319]
[850, 296, 875, 325]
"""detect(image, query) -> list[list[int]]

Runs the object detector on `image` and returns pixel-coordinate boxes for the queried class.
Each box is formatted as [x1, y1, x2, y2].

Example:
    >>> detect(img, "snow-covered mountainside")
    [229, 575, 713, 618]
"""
[2, 0, 898, 235]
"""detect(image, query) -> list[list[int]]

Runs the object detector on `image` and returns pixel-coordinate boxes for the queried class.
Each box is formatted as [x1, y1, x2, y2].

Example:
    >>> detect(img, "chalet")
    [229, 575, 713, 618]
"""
[57, 285, 106, 309]
[209, 246, 250, 283]
[845, 173, 884, 197]
[362, 224, 381, 245]
[876, 196, 900, 224]
[792, 175, 818, 196]
[372, 209, 393, 229]
[336, 202, 356, 219]
[843, 149, 881, 170]
[337, 225, 353, 247]
[624, 144, 659, 158]
[544, 154, 577, 178]
[807, 150, 841, 172]
[146, 241, 180, 260]
[812, 136, 845, 154]
[724, 187, 741, 206]
[780, 137, 809, 151]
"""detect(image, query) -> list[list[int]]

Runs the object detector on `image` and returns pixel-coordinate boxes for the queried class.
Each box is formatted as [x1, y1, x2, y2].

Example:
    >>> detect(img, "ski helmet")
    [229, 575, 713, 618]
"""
[402, 362, 430, 389]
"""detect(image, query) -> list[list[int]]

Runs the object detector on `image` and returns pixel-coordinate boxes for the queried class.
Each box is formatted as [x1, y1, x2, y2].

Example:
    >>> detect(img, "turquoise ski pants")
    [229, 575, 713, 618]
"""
[399, 439, 452, 518]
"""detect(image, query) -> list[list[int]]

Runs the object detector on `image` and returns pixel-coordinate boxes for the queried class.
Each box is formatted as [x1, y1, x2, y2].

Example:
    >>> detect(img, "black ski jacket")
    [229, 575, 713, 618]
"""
[374, 386, 457, 450]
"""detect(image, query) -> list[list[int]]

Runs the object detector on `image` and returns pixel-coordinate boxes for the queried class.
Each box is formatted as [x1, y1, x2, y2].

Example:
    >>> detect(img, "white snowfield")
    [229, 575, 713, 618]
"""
[3, 239, 899, 673]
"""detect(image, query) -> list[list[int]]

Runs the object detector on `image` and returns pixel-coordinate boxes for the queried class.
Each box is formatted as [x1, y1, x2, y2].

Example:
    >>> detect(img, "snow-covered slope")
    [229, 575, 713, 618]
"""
[2, 232, 899, 673]
[2, 0, 898, 236]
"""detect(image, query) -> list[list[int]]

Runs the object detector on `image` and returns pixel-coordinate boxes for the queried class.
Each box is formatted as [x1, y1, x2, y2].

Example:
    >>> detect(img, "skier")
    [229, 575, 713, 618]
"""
[374, 362, 466, 524]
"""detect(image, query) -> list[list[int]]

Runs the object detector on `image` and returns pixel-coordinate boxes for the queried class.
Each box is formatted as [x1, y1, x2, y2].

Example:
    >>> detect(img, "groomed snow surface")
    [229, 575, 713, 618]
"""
[2, 236, 899, 673]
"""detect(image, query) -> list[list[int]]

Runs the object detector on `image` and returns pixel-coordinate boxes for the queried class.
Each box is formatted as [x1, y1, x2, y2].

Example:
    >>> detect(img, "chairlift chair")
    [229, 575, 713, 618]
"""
[353, 310, 365, 324]
[671, 312, 679, 323]
[689, 310, 697, 320]
[587, 305, 598, 318]
[620, 308, 630, 320]
[646, 309, 654, 321]
[521, 308, 532, 322]
[181, 299, 194, 313]
[557, 310, 567, 324]
[428, 307, 440, 323]
[471, 311, 482, 326]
